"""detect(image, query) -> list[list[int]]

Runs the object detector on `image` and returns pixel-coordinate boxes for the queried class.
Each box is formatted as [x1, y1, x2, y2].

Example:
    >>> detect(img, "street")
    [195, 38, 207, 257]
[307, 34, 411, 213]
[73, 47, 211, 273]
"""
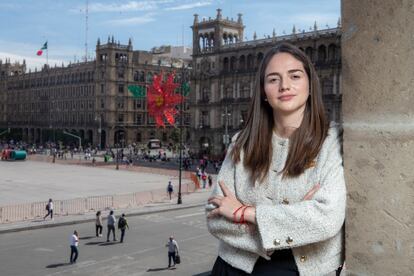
[0, 206, 218, 276]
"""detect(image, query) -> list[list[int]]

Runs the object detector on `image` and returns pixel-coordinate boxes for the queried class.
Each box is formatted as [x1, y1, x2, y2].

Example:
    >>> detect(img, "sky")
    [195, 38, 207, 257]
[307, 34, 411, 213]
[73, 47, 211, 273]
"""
[0, 0, 340, 71]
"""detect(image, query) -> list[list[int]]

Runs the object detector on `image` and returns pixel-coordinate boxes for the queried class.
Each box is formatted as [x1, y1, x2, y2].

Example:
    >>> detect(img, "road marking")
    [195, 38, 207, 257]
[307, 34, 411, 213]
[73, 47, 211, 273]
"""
[175, 211, 205, 219]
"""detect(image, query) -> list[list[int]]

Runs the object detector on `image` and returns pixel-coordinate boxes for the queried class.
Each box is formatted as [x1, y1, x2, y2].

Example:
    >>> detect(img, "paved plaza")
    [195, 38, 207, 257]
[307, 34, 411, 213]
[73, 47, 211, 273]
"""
[0, 160, 185, 206]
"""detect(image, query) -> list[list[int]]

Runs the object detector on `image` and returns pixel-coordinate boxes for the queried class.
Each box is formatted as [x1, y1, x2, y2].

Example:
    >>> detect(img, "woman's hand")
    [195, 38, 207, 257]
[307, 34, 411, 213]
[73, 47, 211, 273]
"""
[207, 181, 244, 221]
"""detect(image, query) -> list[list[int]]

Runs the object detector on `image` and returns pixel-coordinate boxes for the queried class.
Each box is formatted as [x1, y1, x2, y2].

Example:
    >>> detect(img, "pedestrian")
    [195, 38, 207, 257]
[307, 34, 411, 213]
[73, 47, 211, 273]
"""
[44, 198, 54, 220]
[196, 167, 201, 179]
[118, 213, 129, 243]
[69, 230, 79, 264]
[201, 172, 207, 188]
[106, 210, 117, 242]
[206, 43, 346, 275]
[95, 211, 103, 237]
[167, 181, 174, 200]
[165, 236, 179, 268]
[208, 175, 213, 189]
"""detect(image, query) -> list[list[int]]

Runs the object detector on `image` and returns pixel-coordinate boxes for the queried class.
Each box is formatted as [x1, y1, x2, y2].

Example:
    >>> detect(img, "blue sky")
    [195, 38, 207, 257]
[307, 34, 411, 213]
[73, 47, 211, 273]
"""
[0, 0, 340, 70]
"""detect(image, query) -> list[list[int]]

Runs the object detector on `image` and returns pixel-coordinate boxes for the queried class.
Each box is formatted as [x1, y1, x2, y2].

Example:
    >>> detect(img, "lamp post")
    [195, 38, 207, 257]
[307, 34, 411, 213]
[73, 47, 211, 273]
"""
[222, 106, 231, 150]
[177, 65, 187, 205]
[95, 114, 102, 150]
[115, 132, 119, 170]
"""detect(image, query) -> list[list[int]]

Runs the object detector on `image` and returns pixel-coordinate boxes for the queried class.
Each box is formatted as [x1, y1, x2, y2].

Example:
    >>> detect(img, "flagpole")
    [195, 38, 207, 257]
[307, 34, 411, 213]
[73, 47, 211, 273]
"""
[46, 41, 49, 66]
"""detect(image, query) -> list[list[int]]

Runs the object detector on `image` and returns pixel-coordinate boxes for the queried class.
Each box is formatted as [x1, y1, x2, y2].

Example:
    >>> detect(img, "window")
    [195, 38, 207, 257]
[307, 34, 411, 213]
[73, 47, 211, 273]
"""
[136, 132, 142, 142]
[201, 111, 209, 126]
[135, 114, 142, 125]
[117, 98, 124, 109]
[134, 71, 139, 81]
[118, 114, 124, 122]
[118, 84, 124, 94]
[134, 99, 143, 109]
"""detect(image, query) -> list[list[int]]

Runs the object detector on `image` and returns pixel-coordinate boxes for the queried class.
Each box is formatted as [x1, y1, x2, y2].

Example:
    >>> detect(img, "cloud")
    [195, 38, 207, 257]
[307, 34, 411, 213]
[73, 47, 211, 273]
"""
[86, 1, 160, 13]
[104, 13, 157, 26]
[165, 1, 212, 11]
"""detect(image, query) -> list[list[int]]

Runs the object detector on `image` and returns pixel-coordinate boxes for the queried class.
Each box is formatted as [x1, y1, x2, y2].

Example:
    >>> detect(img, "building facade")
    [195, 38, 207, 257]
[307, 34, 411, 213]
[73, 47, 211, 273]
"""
[190, 9, 342, 156]
[0, 37, 191, 148]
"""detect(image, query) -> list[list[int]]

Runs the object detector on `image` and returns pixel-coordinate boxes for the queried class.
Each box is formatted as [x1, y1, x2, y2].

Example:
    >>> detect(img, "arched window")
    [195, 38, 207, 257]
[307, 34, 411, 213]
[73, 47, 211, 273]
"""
[223, 57, 229, 72]
[257, 52, 264, 68]
[328, 44, 336, 61]
[239, 55, 246, 71]
[305, 47, 314, 61]
[230, 56, 237, 71]
[318, 45, 327, 62]
[247, 54, 254, 69]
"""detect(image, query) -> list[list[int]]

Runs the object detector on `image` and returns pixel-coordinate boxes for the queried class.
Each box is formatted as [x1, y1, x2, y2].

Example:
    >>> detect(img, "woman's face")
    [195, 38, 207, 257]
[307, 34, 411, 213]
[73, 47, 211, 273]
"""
[263, 52, 309, 117]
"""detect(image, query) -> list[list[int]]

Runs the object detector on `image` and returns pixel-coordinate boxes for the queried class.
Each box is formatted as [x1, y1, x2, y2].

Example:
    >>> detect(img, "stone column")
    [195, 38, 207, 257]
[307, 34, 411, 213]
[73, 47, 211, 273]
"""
[342, 1, 414, 275]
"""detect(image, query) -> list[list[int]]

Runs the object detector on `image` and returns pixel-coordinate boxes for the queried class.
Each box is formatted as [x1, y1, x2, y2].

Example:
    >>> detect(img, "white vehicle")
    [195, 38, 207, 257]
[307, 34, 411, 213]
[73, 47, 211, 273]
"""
[147, 139, 174, 159]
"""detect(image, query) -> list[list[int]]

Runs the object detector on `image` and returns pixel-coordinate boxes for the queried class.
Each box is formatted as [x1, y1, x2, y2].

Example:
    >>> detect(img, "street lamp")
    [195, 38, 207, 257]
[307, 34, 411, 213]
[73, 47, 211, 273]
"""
[95, 114, 102, 150]
[115, 132, 120, 170]
[222, 106, 231, 150]
[177, 64, 188, 205]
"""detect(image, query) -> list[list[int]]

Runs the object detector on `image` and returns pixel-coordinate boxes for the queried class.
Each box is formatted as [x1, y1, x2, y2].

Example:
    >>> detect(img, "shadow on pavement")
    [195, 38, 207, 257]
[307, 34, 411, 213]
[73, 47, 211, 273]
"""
[147, 267, 172, 272]
[84, 241, 105, 245]
[193, 272, 211, 276]
[32, 219, 44, 223]
[99, 241, 119, 246]
[79, 236, 95, 240]
[46, 263, 71, 268]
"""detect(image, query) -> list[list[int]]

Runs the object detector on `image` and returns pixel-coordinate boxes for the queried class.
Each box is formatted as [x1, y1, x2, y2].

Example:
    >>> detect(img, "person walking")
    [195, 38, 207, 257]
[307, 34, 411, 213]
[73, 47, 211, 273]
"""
[106, 210, 117, 242]
[44, 198, 54, 220]
[166, 236, 179, 268]
[95, 211, 103, 237]
[118, 213, 129, 243]
[167, 181, 174, 200]
[69, 230, 79, 264]
[201, 172, 207, 189]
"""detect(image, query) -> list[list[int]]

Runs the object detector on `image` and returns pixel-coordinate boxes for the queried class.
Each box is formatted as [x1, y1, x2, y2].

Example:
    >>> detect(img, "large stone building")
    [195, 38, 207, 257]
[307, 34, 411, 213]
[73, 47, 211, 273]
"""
[190, 9, 342, 156]
[0, 37, 191, 148]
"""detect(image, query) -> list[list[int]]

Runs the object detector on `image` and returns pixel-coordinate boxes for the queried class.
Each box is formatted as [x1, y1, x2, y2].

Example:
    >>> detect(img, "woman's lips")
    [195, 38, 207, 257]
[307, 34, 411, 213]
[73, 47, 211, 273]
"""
[278, 95, 295, 101]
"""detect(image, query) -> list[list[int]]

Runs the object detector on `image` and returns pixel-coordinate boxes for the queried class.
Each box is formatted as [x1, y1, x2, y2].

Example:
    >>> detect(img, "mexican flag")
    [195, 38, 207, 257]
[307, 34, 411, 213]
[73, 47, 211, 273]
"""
[36, 41, 48, 56]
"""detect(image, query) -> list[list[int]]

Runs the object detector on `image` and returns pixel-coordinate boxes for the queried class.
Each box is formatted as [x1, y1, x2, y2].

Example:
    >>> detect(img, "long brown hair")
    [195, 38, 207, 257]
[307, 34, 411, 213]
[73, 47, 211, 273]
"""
[231, 43, 328, 183]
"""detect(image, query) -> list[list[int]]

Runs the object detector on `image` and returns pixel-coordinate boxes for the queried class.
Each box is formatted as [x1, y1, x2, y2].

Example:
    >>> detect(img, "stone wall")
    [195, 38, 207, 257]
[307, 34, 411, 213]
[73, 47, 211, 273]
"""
[341, 0, 414, 275]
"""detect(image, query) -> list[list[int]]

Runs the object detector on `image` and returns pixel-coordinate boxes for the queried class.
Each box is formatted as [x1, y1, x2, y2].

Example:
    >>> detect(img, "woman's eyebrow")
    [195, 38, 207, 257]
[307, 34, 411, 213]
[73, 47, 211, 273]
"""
[265, 69, 304, 78]
[265, 72, 281, 78]
[288, 69, 305, 74]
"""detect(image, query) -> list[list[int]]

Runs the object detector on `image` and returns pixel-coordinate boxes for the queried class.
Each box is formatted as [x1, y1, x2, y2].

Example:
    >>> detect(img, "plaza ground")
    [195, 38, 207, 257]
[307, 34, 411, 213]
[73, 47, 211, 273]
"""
[0, 160, 189, 206]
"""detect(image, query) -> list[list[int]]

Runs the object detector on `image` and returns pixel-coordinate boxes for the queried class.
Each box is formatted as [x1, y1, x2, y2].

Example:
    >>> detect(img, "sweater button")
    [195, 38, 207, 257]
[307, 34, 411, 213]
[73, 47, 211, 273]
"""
[273, 239, 281, 246]
[286, 236, 294, 244]
[300, 255, 307, 262]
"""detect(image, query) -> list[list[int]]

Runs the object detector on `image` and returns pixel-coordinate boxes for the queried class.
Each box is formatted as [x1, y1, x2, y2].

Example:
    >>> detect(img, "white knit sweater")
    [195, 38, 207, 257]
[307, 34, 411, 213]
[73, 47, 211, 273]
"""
[206, 124, 346, 275]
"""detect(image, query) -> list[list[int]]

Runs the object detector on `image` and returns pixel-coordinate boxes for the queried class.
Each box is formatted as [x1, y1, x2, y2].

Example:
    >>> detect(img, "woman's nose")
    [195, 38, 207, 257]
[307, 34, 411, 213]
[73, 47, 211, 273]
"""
[279, 79, 291, 92]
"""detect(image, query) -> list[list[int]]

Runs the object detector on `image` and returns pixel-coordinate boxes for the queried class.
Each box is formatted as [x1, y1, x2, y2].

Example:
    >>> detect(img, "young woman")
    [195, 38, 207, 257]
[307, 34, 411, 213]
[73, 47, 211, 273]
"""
[206, 43, 346, 275]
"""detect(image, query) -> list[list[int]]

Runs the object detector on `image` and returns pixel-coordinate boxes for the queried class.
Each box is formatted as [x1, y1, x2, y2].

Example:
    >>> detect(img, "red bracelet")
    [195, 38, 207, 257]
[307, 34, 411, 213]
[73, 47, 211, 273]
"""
[240, 206, 250, 224]
[232, 206, 245, 223]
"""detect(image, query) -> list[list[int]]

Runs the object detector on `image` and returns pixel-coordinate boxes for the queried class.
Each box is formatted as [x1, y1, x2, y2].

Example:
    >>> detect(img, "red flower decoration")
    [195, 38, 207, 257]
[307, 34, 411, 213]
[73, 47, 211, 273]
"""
[147, 71, 184, 128]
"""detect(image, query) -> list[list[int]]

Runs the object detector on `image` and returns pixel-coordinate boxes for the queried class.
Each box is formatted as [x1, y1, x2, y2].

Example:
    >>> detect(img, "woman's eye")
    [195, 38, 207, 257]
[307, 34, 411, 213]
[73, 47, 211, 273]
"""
[268, 78, 280, 83]
[292, 75, 301, 79]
